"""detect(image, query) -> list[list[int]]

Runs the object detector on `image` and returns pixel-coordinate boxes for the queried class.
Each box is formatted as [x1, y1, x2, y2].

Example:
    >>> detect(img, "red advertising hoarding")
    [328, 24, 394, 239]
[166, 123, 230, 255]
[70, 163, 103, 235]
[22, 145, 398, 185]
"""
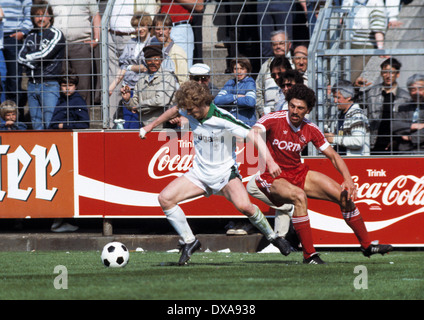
[1, 131, 423, 246]
[0, 131, 74, 218]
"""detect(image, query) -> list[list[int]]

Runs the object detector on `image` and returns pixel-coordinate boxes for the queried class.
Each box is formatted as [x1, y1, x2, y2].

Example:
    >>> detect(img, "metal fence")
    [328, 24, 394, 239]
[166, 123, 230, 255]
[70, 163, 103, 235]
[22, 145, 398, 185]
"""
[1, 0, 424, 155]
[309, 0, 424, 155]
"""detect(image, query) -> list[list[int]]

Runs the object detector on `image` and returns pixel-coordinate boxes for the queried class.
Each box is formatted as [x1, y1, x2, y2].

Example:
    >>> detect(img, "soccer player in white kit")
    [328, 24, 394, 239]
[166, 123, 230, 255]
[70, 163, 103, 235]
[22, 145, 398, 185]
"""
[140, 81, 292, 265]
[249, 84, 392, 264]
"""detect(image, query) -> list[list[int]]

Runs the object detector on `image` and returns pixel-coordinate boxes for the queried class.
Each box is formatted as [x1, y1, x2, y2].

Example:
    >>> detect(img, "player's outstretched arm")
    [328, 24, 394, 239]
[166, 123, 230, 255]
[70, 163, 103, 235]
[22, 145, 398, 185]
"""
[321, 146, 357, 201]
[247, 127, 281, 178]
[139, 106, 180, 139]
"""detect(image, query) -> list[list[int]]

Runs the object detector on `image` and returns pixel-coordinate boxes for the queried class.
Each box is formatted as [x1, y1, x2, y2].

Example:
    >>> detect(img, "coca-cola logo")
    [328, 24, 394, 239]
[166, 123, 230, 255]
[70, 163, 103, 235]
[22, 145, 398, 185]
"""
[354, 175, 424, 207]
[148, 141, 255, 180]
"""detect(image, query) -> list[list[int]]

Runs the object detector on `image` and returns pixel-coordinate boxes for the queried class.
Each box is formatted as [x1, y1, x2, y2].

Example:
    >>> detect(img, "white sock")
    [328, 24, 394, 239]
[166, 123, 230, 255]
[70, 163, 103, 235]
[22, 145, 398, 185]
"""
[248, 205, 277, 241]
[163, 205, 196, 244]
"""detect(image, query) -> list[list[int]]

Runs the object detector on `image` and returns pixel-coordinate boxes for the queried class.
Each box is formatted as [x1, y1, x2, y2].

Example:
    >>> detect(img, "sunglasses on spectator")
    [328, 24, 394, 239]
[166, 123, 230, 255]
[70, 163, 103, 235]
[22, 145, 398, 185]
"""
[190, 75, 209, 82]
[281, 82, 293, 88]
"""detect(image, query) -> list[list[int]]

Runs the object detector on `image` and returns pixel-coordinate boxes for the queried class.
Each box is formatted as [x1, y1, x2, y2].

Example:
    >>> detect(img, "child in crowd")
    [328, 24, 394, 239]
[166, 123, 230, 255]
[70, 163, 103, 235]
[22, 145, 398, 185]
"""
[49, 74, 90, 129]
[0, 100, 27, 130]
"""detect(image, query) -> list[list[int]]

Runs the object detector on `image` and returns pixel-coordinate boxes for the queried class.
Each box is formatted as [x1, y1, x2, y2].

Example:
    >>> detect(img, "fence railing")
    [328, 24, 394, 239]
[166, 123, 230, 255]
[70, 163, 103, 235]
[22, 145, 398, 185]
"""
[308, 0, 424, 155]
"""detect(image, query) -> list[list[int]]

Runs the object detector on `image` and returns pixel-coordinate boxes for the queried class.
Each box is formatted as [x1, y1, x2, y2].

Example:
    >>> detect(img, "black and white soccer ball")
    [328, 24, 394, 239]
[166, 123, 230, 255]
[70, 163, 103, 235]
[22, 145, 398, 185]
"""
[101, 242, 129, 268]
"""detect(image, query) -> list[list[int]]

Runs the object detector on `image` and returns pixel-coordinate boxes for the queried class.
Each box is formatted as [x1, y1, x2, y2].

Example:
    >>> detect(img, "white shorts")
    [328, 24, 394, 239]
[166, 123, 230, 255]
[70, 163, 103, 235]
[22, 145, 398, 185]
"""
[184, 165, 241, 197]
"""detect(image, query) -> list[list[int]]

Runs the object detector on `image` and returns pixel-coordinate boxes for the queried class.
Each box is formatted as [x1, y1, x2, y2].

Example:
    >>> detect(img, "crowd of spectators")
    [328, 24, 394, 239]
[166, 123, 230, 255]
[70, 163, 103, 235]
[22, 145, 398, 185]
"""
[0, 0, 423, 155]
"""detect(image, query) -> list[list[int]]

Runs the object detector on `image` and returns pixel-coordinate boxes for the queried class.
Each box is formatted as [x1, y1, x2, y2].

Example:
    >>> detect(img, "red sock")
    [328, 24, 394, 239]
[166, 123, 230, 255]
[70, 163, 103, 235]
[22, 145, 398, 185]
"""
[292, 215, 316, 259]
[342, 208, 371, 249]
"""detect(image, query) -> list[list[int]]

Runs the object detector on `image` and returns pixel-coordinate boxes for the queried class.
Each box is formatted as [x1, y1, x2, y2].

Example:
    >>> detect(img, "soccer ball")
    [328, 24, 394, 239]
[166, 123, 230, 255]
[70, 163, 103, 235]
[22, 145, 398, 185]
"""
[101, 242, 129, 268]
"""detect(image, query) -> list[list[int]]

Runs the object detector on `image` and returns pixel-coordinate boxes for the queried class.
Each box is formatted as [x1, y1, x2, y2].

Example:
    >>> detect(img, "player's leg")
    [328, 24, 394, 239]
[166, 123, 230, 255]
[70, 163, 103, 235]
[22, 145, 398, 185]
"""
[158, 175, 204, 264]
[246, 175, 293, 237]
[270, 178, 320, 262]
[221, 178, 292, 255]
[304, 170, 393, 256]
[304, 170, 371, 248]
[221, 178, 275, 237]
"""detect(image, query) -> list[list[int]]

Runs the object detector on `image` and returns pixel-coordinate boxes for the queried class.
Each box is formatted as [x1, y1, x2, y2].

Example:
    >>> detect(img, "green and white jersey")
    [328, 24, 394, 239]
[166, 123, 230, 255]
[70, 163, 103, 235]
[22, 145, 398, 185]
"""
[179, 103, 251, 185]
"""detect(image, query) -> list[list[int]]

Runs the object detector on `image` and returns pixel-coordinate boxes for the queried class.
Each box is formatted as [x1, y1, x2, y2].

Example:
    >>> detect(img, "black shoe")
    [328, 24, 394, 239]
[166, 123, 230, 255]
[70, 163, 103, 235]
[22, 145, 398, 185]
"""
[303, 253, 326, 265]
[361, 241, 393, 257]
[271, 236, 292, 256]
[178, 238, 201, 265]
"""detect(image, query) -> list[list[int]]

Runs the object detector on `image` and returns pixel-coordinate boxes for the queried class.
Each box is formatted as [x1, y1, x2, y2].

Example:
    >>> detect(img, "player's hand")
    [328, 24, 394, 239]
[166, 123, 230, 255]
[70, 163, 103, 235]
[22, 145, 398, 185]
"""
[341, 180, 357, 202]
[139, 124, 153, 139]
[139, 127, 147, 139]
[267, 159, 282, 178]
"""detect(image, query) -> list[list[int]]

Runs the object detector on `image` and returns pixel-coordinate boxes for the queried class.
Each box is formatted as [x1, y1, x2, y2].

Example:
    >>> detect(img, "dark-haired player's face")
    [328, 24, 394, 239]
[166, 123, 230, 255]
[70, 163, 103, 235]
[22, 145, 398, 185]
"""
[288, 98, 309, 127]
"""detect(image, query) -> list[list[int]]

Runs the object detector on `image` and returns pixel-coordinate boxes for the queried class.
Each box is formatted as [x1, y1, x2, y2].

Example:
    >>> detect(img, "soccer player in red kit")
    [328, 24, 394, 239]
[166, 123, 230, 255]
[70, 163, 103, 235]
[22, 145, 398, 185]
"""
[250, 84, 393, 264]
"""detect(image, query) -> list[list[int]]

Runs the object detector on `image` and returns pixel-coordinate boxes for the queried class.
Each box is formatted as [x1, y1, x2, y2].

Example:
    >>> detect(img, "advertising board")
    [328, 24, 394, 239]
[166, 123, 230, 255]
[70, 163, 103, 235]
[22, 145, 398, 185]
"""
[1, 131, 423, 245]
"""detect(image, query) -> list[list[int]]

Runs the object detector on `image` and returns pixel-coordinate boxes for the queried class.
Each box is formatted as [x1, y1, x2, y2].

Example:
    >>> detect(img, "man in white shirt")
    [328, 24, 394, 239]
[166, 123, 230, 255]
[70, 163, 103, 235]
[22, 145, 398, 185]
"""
[50, 0, 101, 105]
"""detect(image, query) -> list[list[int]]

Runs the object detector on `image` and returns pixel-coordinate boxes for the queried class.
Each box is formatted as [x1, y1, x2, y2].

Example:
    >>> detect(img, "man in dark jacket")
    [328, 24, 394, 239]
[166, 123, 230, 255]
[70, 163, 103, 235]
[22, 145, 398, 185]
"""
[18, 0, 65, 130]
[392, 74, 424, 153]
[49, 74, 90, 129]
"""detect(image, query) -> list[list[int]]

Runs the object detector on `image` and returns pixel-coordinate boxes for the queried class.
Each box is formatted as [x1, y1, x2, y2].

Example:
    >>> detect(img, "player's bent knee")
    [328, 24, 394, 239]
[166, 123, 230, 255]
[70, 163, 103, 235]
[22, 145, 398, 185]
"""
[292, 189, 308, 206]
[158, 192, 174, 210]
[233, 202, 255, 217]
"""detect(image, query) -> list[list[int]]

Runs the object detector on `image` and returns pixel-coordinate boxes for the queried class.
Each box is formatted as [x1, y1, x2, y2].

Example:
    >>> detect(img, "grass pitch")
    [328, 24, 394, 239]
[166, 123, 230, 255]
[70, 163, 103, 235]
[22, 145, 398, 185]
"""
[0, 250, 422, 300]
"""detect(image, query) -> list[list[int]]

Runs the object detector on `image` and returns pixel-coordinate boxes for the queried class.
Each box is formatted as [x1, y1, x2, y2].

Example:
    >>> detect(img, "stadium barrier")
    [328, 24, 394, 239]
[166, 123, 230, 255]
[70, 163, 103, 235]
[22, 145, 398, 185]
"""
[1, 130, 423, 246]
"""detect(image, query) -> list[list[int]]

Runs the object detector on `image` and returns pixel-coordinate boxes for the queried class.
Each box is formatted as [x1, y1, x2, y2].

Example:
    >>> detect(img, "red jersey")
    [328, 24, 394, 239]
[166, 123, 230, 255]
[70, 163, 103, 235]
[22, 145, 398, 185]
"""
[255, 111, 330, 171]
[160, 0, 192, 23]
[254, 111, 330, 195]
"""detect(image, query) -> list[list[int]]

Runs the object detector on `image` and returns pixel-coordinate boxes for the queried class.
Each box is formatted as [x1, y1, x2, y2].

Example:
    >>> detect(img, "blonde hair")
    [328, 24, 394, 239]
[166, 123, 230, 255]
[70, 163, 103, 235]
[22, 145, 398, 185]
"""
[175, 81, 213, 110]
[131, 11, 153, 28]
[0, 100, 18, 120]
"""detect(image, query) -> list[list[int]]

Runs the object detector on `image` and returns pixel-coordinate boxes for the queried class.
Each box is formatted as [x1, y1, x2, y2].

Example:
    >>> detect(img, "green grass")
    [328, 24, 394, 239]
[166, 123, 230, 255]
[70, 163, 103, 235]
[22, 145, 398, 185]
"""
[0, 250, 423, 300]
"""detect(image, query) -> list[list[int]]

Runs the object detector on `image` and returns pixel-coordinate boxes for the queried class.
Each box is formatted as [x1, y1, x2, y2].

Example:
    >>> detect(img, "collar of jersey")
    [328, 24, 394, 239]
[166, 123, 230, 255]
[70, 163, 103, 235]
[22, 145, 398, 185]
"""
[199, 103, 217, 124]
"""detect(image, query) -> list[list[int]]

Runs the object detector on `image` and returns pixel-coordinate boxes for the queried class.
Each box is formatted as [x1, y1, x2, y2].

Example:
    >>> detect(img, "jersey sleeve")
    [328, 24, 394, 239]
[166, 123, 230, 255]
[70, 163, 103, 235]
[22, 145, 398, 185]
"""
[309, 122, 331, 152]
[253, 112, 278, 133]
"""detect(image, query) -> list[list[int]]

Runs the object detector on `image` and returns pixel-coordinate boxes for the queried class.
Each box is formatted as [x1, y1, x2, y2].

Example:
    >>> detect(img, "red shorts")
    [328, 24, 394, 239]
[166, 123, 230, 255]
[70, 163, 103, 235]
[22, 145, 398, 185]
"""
[255, 163, 310, 206]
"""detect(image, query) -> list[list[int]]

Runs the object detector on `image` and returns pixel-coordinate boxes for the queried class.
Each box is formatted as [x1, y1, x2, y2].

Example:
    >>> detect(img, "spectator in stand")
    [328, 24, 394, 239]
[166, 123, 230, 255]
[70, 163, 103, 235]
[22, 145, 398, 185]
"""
[292, 43, 309, 86]
[386, 0, 403, 28]
[0, 5, 5, 103]
[214, 57, 257, 127]
[109, 12, 153, 97]
[325, 80, 370, 156]
[275, 70, 305, 111]
[108, 0, 160, 127]
[49, 0, 101, 106]
[256, 0, 293, 61]
[0, 100, 27, 130]
[189, 63, 220, 98]
[256, 30, 293, 117]
[363, 58, 409, 154]
[18, 0, 65, 130]
[2, 0, 32, 121]
[392, 74, 424, 154]
[160, 0, 204, 69]
[109, 12, 154, 129]
[343, 0, 388, 82]
[152, 14, 189, 85]
[120, 45, 179, 129]
[49, 74, 90, 130]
